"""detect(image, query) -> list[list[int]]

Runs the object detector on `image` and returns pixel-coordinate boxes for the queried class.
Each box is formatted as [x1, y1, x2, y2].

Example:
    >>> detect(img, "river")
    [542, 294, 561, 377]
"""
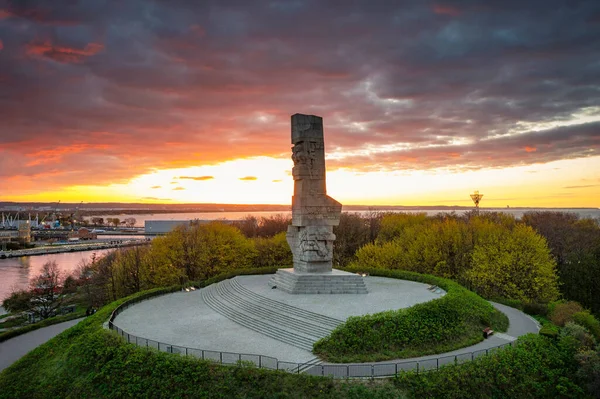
[0, 248, 116, 303]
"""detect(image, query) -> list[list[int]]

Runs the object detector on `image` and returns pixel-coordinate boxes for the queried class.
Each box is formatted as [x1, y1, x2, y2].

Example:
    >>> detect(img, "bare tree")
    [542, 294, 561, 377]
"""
[29, 261, 65, 320]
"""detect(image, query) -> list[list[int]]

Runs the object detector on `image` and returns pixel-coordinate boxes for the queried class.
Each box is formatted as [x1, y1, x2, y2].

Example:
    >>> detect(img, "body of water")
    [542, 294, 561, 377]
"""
[0, 249, 115, 303]
[92, 208, 600, 227]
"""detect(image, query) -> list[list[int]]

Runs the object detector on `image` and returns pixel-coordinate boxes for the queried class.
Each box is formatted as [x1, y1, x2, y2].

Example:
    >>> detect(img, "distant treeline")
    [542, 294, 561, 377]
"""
[5, 211, 598, 318]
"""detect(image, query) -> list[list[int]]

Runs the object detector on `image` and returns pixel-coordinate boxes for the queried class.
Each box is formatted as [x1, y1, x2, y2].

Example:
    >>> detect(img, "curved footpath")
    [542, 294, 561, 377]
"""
[325, 301, 541, 369]
[0, 318, 84, 373]
[113, 275, 541, 373]
[0, 291, 540, 377]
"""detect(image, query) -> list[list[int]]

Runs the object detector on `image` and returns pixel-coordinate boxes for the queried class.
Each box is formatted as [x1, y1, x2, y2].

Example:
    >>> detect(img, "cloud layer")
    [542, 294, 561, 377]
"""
[1, 0, 599, 196]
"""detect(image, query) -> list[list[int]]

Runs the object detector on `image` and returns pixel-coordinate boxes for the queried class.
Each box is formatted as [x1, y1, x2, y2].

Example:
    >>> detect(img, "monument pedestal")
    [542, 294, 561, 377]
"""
[269, 268, 368, 294]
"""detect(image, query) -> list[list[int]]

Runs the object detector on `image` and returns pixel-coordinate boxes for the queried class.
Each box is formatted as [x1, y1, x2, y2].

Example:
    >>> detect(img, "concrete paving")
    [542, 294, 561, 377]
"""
[114, 274, 444, 363]
[114, 275, 540, 366]
[0, 318, 84, 373]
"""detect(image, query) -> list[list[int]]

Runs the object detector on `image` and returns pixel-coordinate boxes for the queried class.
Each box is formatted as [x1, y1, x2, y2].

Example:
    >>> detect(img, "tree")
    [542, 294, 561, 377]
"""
[29, 261, 65, 319]
[466, 223, 560, 302]
[149, 222, 257, 281]
[110, 218, 120, 228]
[91, 217, 104, 226]
[522, 212, 600, 315]
[124, 217, 137, 228]
[333, 213, 372, 267]
[2, 290, 33, 313]
[253, 232, 292, 268]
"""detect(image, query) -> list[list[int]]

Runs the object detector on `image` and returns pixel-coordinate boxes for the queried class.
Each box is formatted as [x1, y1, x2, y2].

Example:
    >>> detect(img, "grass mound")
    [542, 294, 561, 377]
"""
[313, 267, 509, 362]
[0, 268, 401, 399]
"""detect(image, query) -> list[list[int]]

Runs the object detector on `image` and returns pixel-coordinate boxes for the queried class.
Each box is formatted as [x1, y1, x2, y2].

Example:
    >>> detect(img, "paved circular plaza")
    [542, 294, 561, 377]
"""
[114, 274, 446, 363]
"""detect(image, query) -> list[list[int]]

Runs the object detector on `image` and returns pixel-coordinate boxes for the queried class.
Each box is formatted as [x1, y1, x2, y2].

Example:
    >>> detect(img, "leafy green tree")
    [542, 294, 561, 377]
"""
[522, 211, 600, 316]
[253, 232, 292, 268]
[150, 222, 257, 281]
[467, 223, 559, 302]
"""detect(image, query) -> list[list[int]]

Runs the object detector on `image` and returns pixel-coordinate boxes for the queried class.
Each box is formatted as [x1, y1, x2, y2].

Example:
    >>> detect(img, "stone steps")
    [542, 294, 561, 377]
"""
[228, 278, 343, 329]
[213, 281, 332, 337]
[201, 279, 347, 351]
[202, 284, 315, 351]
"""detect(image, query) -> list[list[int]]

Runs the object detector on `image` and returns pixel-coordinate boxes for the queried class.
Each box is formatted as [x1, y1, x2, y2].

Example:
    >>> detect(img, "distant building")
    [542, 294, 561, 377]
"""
[17, 221, 31, 243]
[144, 219, 237, 235]
[68, 227, 97, 241]
[145, 220, 196, 235]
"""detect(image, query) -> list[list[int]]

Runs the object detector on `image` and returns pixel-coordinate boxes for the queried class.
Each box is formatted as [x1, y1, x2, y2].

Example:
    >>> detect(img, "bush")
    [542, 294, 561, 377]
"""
[524, 301, 549, 316]
[313, 267, 508, 362]
[562, 322, 597, 351]
[394, 334, 585, 398]
[576, 350, 600, 398]
[573, 311, 600, 341]
[539, 324, 560, 339]
[550, 301, 585, 326]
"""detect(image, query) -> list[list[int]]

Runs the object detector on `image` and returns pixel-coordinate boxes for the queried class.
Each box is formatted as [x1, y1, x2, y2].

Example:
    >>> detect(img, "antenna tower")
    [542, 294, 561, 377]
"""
[470, 190, 484, 213]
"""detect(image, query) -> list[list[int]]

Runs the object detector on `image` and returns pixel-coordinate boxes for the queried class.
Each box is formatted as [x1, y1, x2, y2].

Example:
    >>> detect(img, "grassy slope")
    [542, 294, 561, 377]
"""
[313, 267, 509, 362]
[0, 271, 404, 399]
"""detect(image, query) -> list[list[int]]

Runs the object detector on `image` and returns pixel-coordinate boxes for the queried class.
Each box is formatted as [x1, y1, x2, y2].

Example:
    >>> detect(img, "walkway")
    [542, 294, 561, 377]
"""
[113, 275, 540, 371]
[0, 318, 84, 373]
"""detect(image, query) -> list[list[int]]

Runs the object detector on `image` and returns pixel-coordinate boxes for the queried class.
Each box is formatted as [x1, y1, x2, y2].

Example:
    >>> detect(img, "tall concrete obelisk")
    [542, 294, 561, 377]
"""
[269, 114, 367, 294]
[287, 114, 341, 273]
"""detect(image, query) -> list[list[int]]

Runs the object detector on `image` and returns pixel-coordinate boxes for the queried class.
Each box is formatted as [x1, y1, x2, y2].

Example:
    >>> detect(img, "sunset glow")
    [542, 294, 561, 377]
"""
[1, 1, 599, 207]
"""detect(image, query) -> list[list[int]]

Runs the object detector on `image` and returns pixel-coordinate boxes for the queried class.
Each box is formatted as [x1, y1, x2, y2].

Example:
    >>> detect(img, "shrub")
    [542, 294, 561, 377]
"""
[576, 350, 600, 398]
[561, 322, 597, 351]
[313, 267, 508, 362]
[539, 324, 560, 339]
[550, 301, 585, 326]
[394, 334, 585, 398]
[524, 301, 549, 316]
[573, 311, 600, 341]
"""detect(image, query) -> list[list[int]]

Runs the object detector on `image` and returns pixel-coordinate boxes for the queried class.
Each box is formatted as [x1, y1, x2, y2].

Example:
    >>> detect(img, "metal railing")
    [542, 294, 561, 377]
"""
[107, 294, 517, 378]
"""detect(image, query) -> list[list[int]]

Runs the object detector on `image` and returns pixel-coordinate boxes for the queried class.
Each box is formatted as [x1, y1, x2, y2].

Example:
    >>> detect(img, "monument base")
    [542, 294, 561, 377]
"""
[268, 268, 368, 294]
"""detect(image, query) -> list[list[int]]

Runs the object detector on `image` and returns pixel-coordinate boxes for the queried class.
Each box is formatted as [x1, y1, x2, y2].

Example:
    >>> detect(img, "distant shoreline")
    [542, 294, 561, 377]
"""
[1, 202, 597, 215]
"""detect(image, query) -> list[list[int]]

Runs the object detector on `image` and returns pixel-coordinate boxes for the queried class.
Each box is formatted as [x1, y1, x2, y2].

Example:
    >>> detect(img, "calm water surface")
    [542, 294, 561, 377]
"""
[0, 249, 116, 302]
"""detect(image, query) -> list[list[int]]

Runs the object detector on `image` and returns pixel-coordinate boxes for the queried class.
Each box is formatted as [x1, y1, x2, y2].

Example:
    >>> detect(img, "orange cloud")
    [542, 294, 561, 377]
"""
[151, 185, 161, 189]
[179, 175, 214, 181]
[173, 186, 185, 190]
[239, 176, 258, 181]
[433, 4, 461, 16]
[0, 9, 10, 19]
[26, 40, 104, 63]
[525, 146, 537, 153]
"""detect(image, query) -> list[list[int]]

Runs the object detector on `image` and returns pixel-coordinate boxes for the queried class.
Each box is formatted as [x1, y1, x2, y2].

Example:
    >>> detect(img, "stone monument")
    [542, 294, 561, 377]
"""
[269, 114, 367, 294]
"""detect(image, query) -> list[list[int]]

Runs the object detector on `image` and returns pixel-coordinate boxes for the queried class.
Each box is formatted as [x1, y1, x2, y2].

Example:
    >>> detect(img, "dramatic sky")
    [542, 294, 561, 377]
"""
[1, 0, 599, 207]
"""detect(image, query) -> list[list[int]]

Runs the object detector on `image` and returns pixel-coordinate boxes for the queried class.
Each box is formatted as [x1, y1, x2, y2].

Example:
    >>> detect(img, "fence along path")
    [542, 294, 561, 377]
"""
[109, 279, 532, 378]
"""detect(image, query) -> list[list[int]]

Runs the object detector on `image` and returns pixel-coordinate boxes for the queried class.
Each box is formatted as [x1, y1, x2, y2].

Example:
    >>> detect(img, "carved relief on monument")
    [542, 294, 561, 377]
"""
[287, 113, 341, 273]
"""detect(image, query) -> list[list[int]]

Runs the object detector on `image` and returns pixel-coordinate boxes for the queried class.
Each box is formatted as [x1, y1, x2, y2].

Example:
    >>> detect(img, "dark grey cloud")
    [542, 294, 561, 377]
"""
[0, 0, 599, 191]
